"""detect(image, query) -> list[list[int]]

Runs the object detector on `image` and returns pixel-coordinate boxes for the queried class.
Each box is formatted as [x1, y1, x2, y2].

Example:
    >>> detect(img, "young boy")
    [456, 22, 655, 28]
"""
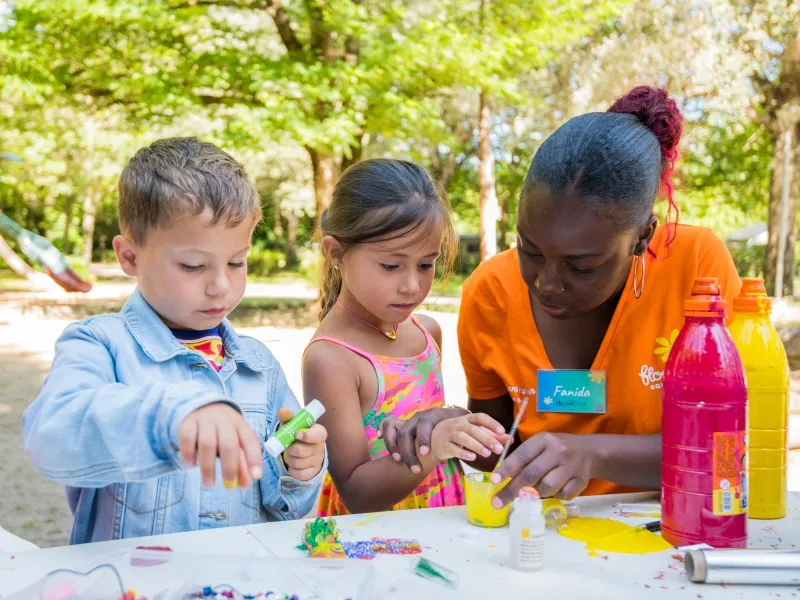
[22, 138, 327, 544]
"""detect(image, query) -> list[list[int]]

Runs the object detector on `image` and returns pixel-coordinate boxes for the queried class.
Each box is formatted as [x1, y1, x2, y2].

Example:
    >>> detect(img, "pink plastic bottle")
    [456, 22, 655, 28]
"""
[661, 277, 747, 549]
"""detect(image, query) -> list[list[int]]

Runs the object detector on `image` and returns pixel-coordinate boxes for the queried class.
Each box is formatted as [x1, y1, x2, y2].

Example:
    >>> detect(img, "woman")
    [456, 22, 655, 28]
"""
[379, 86, 740, 507]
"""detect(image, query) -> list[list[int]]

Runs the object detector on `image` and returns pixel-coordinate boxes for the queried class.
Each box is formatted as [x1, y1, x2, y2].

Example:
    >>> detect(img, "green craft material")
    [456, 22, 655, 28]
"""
[297, 517, 346, 558]
[413, 557, 459, 589]
[298, 517, 339, 551]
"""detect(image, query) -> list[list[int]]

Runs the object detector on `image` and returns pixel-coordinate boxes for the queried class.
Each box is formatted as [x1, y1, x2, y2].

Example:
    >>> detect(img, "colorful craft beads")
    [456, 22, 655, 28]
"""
[190, 588, 299, 599]
[297, 516, 422, 561]
[341, 538, 422, 560]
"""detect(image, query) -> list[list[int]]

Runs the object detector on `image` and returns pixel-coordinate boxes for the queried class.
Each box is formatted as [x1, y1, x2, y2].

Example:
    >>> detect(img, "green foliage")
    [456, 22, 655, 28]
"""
[247, 248, 287, 277]
[0, 0, 792, 285]
[677, 121, 771, 236]
[729, 245, 766, 279]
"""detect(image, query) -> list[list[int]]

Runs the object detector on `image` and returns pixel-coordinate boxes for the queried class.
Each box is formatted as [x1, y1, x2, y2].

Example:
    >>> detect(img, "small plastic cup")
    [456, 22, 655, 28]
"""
[464, 472, 510, 527]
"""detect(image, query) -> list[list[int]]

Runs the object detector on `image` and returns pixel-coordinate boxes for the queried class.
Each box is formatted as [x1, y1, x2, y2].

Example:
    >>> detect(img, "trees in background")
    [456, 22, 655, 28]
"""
[0, 0, 797, 291]
[513, 0, 798, 294]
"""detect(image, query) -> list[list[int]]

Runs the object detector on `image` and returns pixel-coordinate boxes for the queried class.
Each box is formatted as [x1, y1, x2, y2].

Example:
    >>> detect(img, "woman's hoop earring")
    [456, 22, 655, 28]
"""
[633, 254, 646, 299]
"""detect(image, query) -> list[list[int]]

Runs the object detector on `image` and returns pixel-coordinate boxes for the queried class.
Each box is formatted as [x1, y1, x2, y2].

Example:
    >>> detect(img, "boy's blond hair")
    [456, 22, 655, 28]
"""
[118, 137, 262, 245]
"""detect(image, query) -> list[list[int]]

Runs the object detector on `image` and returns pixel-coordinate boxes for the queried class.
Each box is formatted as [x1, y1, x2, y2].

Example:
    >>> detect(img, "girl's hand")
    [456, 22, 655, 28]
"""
[378, 407, 470, 472]
[489, 432, 596, 506]
[430, 413, 510, 462]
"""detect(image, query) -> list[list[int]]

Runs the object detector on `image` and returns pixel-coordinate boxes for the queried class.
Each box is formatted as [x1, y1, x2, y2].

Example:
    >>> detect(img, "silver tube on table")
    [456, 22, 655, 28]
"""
[685, 549, 800, 586]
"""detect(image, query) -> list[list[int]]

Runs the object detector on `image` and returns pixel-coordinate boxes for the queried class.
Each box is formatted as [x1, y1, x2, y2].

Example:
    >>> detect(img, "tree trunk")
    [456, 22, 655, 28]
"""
[439, 151, 457, 195]
[272, 194, 284, 241]
[81, 189, 97, 264]
[308, 0, 335, 62]
[478, 88, 497, 260]
[63, 194, 74, 255]
[498, 192, 511, 252]
[341, 133, 364, 173]
[308, 148, 336, 218]
[285, 211, 299, 269]
[762, 31, 800, 297]
[81, 117, 97, 265]
[765, 121, 799, 297]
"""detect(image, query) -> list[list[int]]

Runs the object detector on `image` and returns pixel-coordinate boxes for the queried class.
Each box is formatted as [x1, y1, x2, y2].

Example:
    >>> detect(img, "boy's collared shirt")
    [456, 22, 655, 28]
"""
[172, 327, 225, 372]
[22, 288, 325, 544]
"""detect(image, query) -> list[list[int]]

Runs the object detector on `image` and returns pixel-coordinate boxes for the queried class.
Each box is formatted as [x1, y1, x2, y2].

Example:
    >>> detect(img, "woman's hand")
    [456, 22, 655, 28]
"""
[378, 407, 471, 473]
[490, 431, 597, 507]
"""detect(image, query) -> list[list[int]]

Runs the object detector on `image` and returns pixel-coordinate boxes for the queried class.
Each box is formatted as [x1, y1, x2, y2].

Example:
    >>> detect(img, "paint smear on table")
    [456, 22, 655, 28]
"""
[558, 518, 672, 556]
[352, 514, 378, 527]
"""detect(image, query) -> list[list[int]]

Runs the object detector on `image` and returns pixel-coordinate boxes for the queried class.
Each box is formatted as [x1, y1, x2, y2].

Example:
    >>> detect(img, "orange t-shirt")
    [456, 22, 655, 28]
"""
[458, 224, 741, 496]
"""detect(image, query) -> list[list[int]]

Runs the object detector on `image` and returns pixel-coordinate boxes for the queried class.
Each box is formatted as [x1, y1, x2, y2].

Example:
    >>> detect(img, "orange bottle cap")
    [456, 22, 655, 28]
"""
[519, 486, 540, 500]
[733, 278, 771, 314]
[684, 277, 727, 317]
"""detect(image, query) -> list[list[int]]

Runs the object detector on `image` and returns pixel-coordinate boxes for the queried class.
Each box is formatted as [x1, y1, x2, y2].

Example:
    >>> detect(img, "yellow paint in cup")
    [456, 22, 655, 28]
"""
[465, 472, 510, 527]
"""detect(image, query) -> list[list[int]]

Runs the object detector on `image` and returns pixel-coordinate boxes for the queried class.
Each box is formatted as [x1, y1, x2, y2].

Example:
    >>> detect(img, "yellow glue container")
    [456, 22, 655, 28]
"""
[541, 498, 569, 529]
[465, 473, 510, 527]
[729, 278, 790, 519]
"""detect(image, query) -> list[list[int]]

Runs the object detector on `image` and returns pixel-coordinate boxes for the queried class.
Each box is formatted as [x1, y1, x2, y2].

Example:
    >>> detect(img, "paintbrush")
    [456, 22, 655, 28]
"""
[638, 520, 661, 533]
[599, 520, 662, 541]
[497, 396, 530, 467]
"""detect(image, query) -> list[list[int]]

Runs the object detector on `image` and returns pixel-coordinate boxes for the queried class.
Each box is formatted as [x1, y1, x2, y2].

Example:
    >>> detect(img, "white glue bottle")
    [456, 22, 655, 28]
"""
[509, 486, 545, 572]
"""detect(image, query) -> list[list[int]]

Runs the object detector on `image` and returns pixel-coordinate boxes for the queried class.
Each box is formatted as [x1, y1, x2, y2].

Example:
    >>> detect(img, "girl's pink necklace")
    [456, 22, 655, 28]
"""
[336, 300, 398, 340]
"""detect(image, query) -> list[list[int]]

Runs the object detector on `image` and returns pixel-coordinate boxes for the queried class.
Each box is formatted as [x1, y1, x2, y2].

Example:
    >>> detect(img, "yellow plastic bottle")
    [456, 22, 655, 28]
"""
[729, 278, 790, 519]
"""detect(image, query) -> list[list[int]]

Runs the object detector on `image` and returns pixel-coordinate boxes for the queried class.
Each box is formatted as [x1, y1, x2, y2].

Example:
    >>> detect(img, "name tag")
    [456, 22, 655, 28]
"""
[536, 370, 607, 414]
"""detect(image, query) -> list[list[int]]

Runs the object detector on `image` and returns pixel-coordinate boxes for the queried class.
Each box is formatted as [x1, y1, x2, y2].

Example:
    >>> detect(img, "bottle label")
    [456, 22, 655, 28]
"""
[712, 431, 747, 516]
[515, 529, 544, 567]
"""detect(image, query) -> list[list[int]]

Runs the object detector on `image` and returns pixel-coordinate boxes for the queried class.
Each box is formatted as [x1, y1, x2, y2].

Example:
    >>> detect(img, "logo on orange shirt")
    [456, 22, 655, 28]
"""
[507, 385, 536, 398]
[639, 329, 680, 390]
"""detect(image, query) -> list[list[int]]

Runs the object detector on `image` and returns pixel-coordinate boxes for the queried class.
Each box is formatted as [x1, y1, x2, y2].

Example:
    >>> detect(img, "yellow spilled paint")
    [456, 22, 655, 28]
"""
[558, 517, 673, 556]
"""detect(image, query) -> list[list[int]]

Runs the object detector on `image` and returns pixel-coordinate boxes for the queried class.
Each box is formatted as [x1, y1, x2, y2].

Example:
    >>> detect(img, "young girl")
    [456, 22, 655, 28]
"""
[303, 159, 508, 515]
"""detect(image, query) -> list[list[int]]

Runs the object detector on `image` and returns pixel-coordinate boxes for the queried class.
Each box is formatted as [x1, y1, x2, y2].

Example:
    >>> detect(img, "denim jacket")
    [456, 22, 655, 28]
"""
[22, 289, 325, 544]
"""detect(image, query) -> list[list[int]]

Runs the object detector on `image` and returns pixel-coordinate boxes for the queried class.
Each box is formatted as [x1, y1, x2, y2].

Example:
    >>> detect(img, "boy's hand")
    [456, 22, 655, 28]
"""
[179, 403, 263, 489]
[278, 407, 327, 481]
[430, 413, 509, 462]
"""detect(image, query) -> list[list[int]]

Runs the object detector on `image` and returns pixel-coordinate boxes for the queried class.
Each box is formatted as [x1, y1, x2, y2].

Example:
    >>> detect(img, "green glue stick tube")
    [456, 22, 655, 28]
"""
[264, 399, 326, 458]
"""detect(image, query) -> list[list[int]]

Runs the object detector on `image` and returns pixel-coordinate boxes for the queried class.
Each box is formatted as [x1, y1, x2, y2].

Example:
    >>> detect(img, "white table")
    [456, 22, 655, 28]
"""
[1, 493, 798, 600]
[0, 526, 39, 555]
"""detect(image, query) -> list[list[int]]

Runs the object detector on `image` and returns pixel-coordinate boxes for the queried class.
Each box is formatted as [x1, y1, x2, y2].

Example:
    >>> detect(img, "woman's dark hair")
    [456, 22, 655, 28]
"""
[317, 158, 456, 320]
[521, 86, 683, 240]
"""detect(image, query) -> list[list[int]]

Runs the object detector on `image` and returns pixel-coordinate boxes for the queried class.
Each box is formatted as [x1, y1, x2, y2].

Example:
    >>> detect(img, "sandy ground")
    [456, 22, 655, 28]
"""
[1, 295, 798, 548]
